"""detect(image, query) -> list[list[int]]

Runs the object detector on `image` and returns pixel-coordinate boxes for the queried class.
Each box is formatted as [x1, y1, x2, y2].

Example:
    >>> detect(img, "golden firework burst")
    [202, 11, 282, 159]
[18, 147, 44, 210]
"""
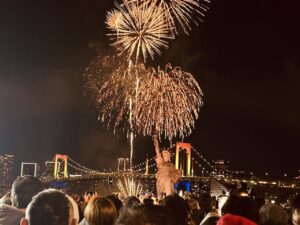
[84, 56, 203, 141]
[106, 9, 123, 30]
[117, 177, 143, 198]
[124, 0, 210, 34]
[132, 63, 203, 140]
[106, 1, 174, 63]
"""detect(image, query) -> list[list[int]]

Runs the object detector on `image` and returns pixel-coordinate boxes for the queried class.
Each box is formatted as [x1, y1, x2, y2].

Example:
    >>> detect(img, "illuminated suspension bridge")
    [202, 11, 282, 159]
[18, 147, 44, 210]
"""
[38, 143, 300, 197]
[40, 143, 229, 180]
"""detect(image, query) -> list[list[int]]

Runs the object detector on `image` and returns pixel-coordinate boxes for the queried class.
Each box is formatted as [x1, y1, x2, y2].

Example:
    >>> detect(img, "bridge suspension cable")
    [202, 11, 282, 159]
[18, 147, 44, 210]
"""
[68, 157, 100, 174]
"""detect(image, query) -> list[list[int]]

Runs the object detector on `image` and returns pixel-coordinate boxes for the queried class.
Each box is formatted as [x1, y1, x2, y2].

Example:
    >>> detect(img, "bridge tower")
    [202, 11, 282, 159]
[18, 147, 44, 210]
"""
[175, 142, 192, 177]
[54, 154, 68, 179]
[145, 155, 149, 176]
[117, 158, 129, 172]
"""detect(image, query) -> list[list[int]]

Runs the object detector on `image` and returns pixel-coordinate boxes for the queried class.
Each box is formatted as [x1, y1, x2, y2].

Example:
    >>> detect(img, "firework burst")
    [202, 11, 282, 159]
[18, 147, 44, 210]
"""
[84, 56, 145, 133]
[132, 63, 203, 140]
[124, 0, 210, 34]
[106, 9, 123, 30]
[97, 63, 147, 133]
[106, 1, 174, 63]
[84, 56, 203, 140]
[84, 56, 147, 168]
[117, 177, 143, 198]
[83, 55, 124, 105]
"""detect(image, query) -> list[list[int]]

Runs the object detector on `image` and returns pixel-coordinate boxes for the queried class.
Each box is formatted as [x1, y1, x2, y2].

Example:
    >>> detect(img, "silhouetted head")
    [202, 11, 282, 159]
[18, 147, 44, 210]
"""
[259, 203, 289, 225]
[84, 196, 117, 225]
[161, 194, 188, 225]
[116, 205, 175, 225]
[124, 196, 140, 209]
[21, 189, 75, 225]
[221, 196, 259, 223]
[198, 193, 212, 214]
[106, 194, 123, 214]
[11, 176, 43, 209]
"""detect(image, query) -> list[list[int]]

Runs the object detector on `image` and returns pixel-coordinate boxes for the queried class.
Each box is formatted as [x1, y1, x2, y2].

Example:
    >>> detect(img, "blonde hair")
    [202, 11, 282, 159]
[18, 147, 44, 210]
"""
[84, 197, 117, 225]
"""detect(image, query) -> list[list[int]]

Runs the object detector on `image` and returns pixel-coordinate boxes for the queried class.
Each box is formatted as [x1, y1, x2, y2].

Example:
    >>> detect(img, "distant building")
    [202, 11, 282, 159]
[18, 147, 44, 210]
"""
[44, 161, 55, 178]
[40, 161, 58, 179]
[212, 160, 230, 171]
[117, 158, 129, 172]
[21, 162, 38, 177]
[0, 154, 14, 195]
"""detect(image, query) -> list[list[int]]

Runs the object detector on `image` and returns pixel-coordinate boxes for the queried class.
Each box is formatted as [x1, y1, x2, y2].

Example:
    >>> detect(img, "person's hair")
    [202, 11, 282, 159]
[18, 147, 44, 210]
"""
[259, 203, 289, 225]
[11, 176, 43, 208]
[291, 195, 300, 213]
[161, 194, 189, 225]
[84, 197, 117, 225]
[26, 189, 71, 225]
[124, 196, 140, 209]
[116, 205, 175, 225]
[198, 193, 212, 214]
[143, 198, 154, 206]
[106, 194, 123, 214]
[221, 196, 259, 223]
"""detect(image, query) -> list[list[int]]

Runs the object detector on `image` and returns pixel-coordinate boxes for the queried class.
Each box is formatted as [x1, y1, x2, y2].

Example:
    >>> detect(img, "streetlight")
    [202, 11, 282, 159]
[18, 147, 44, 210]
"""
[265, 172, 269, 177]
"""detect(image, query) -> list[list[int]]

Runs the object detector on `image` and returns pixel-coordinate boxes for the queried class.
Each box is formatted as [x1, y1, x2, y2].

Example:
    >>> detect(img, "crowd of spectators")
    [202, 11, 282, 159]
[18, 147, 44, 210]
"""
[0, 175, 300, 225]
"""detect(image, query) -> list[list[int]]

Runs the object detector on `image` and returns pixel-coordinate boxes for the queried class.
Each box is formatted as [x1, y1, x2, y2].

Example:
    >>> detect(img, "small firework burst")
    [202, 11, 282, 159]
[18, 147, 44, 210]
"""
[106, 9, 123, 30]
[106, 1, 174, 63]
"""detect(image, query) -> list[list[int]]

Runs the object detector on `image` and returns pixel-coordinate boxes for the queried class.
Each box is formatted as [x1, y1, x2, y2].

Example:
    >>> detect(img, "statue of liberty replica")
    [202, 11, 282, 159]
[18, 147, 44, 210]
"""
[153, 134, 182, 200]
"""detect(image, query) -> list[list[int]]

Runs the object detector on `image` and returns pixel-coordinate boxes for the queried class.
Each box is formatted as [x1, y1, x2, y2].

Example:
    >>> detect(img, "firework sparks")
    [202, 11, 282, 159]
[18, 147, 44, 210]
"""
[84, 56, 203, 141]
[117, 177, 143, 197]
[83, 55, 125, 101]
[94, 61, 146, 134]
[106, 9, 123, 30]
[132, 63, 203, 140]
[124, 0, 210, 34]
[84, 56, 147, 168]
[106, 1, 174, 63]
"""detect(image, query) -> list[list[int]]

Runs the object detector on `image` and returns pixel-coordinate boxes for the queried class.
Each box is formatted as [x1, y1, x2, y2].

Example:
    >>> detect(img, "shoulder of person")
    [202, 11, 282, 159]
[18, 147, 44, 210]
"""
[0, 204, 23, 213]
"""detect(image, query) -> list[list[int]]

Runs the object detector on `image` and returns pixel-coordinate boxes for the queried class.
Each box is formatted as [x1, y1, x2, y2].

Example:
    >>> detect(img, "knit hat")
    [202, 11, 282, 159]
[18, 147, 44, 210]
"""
[217, 214, 257, 225]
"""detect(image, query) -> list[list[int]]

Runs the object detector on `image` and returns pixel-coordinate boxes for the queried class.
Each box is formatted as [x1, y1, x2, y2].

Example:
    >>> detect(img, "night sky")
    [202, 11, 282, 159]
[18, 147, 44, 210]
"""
[0, 0, 299, 178]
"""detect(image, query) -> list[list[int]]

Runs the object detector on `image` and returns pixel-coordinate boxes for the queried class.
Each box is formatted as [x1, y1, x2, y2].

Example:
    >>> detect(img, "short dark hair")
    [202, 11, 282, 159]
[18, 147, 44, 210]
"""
[106, 194, 123, 213]
[198, 193, 212, 213]
[160, 194, 188, 225]
[124, 196, 140, 209]
[291, 195, 300, 212]
[221, 196, 259, 223]
[11, 176, 43, 208]
[26, 189, 71, 225]
[116, 205, 175, 225]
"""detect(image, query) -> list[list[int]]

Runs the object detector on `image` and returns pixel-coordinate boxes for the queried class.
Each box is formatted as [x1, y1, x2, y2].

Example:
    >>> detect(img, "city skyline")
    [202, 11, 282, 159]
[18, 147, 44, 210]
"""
[0, 0, 299, 177]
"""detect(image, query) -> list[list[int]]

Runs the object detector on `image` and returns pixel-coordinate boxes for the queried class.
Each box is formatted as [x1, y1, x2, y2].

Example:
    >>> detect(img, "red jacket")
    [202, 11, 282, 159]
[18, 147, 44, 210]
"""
[217, 214, 257, 225]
